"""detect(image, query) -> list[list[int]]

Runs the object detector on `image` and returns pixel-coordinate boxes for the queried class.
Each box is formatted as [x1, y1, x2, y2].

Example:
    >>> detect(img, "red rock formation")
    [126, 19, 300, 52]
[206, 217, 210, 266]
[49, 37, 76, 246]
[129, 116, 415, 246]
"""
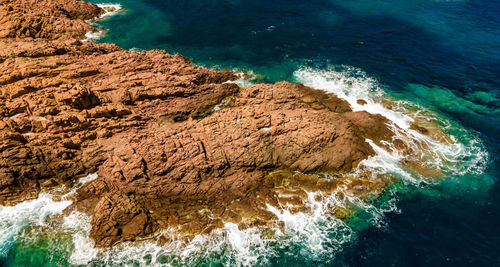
[0, 0, 399, 247]
[0, 0, 102, 39]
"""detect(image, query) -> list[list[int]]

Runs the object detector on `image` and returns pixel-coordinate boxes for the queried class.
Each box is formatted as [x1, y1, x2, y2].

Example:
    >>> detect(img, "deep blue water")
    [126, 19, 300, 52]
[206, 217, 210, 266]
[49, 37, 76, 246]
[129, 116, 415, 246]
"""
[2, 0, 500, 266]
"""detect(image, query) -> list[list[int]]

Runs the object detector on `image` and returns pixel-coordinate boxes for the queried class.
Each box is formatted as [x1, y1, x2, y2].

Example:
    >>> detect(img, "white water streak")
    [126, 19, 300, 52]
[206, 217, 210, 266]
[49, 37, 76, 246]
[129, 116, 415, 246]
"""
[83, 3, 123, 42]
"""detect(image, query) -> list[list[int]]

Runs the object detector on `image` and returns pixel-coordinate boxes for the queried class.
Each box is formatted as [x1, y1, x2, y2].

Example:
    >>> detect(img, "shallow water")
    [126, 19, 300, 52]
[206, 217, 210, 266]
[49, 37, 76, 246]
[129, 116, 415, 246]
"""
[2, 0, 500, 266]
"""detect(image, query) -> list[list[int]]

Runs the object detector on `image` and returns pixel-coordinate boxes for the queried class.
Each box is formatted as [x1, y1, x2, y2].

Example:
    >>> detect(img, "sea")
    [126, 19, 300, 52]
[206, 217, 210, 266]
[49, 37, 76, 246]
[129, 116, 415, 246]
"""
[1, 0, 499, 266]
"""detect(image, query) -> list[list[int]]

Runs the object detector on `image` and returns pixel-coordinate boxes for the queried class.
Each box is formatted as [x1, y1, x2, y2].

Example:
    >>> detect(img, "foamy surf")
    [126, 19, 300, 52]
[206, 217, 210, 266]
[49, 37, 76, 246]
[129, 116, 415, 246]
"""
[294, 66, 412, 129]
[83, 3, 123, 42]
[59, 186, 379, 266]
[0, 194, 72, 257]
[83, 30, 106, 42]
[67, 222, 279, 266]
[0, 173, 97, 257]
[293, 66, 488, 181]
[96, 4, 124, 19]
[266, 191, 354, 260]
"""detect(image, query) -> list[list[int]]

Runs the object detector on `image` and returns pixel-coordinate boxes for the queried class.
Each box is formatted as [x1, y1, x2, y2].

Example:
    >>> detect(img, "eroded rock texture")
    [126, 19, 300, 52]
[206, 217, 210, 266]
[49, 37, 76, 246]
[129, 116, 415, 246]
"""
[0, 0, 397, 247]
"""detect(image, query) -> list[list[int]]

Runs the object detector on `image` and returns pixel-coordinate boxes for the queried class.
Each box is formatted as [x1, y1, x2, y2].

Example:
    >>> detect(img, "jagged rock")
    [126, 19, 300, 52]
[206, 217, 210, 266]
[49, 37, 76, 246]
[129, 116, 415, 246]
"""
[90, 194, 157, 247]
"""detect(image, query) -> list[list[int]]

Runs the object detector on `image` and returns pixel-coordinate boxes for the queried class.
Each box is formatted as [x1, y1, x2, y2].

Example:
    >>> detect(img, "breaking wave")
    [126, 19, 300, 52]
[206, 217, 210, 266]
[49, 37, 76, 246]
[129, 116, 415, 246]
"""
[293, 66, 488, 180]
[83, 3, 124, 42]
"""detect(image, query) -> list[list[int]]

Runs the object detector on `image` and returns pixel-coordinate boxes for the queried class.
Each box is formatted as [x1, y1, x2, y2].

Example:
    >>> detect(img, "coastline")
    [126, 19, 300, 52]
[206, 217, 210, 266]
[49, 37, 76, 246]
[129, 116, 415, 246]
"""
[0, 0, 395, 245]
[0, 0, 490, 265]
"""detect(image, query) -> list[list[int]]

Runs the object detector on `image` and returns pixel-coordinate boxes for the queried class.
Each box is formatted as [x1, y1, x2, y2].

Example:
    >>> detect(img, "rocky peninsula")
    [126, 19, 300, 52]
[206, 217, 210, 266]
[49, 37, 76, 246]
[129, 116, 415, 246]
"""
[0, 0, 439, 248]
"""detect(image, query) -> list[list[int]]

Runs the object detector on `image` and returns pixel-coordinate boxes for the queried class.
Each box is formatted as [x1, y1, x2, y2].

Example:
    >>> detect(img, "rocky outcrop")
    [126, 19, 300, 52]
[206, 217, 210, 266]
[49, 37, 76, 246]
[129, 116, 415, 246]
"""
[90, 194, 158, 247]
[0, 0, 101, 39]
[73, 81, 396, 246]
[0, 0, 238, 206]
[0, 0, 416, 247]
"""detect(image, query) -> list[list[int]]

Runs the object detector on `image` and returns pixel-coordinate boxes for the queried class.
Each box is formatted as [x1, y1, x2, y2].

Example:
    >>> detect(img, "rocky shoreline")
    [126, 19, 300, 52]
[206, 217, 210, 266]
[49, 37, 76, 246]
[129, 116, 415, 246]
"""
[0, 0, 441, 248]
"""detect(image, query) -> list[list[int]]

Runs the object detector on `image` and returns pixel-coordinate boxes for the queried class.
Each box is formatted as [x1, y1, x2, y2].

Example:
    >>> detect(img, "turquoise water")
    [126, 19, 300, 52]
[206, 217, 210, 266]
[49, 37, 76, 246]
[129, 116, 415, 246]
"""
[2, 0, 500, 266]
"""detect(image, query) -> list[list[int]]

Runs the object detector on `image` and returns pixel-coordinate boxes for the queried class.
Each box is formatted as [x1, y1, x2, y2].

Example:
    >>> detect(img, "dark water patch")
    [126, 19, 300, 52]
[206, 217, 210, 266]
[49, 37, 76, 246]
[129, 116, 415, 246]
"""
[91, 0, 499, 93]
[334, 175, 500, 266]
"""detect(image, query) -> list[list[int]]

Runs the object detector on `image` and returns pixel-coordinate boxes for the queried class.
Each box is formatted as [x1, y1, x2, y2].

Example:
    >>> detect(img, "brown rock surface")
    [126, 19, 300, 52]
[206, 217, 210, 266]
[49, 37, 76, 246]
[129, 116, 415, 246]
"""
[90, 194, 158, 247]
[0, 0, 418, 247]
[0, 0, 238, 206]
[0, 0, 102, 39]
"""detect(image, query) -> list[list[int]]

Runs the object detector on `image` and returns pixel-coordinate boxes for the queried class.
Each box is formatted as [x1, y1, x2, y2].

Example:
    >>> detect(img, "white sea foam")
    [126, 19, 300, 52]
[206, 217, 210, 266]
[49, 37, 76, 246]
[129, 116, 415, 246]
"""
[96, 4, 124, 19]
[293, 65, 488, 182]
[0, 194, 72, 257]
[61, 191, 361, 266]
[294, 66, 413, 129]
[0, 173, 97, 258]
[64, 211, 97, 265]
[83, 30, 105, 42]
[82, 3, 123, 42]
[266, 192, 352, 259]
[61, 218, 278, 266]
[225, 70, 262, 88]
[76, 172, 98, 186]
[129, 47, 143, 53]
